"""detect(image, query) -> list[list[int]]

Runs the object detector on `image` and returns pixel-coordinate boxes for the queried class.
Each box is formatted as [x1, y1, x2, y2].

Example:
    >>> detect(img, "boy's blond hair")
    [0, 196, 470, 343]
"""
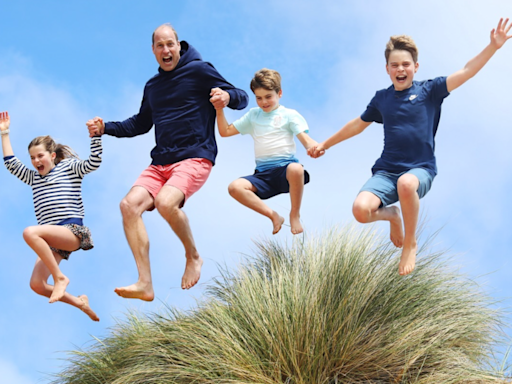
[385, 35, 418, 63]
[250, 68, 282, 93]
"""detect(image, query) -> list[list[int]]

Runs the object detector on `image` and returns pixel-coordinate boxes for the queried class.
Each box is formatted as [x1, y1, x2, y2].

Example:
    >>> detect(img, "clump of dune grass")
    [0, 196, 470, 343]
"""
[53, 225, 510, 383]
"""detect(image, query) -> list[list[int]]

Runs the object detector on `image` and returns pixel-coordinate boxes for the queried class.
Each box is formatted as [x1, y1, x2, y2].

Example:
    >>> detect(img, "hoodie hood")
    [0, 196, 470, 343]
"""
[158, 41, 201, 74]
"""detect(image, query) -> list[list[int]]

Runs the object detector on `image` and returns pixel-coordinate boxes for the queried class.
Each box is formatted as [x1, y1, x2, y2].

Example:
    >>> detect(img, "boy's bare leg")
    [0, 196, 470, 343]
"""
[30, 256, 100, 321]
[228, 178, 284, 234]
[23, 225, 81, 303]
[396, 174, 420, 276]
[352, 191, 404, 247]
[115, 186, 155, 301]
[286, 163, 305, 235]
[155, 185, 203, 290]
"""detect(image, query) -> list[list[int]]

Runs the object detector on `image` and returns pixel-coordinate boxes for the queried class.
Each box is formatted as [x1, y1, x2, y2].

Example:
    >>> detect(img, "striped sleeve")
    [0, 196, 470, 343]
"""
[69, 137, 103, 178]
[4, 156, 35, 186]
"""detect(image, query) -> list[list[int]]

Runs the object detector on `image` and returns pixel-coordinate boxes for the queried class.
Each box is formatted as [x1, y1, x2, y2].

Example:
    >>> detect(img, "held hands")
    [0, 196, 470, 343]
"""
[86, 117, 105, 138]
[0, 111, 10, 132]
[307, 142, 327, 159]
[210, 87, 230, 110]
[490, 18, 512, 50]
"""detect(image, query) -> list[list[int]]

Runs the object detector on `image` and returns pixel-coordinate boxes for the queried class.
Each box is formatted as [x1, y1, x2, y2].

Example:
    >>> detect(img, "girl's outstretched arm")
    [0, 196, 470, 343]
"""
[0, 111, 14, 157]
[70, 136, 103, 178]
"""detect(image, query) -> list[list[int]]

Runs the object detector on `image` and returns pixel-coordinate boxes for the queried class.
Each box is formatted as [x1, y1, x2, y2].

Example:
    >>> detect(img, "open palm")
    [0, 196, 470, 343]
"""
[0, 111, 10, 132]
[491, 18, 512, 49]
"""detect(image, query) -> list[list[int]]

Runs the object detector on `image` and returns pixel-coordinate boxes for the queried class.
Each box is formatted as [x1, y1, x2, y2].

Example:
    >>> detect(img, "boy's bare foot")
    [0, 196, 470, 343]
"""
[78, 295, 100, 322]
[290, 215, 303, 235]
[271, 211, 285, 235]
[182, 254, 203, 289]
[49, 275, 70, 303]
[398, 244, 417, 276]
[389, 206, 404, 248]
[114, 282, 155, 301]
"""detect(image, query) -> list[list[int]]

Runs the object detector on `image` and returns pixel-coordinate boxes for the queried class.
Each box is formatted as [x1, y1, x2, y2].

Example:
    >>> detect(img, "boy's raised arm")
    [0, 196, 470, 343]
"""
[446, 18, 511, 93]
[308, 117, 371, 158]
[0, 111, 14, 157]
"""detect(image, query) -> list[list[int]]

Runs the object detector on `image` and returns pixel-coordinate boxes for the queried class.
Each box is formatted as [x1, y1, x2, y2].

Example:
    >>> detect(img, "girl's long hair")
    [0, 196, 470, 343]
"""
[28, 136, 78, 165]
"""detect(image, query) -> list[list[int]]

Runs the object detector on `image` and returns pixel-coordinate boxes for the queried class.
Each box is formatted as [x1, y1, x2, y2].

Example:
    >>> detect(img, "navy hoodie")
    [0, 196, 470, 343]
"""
[104, 41, 248, 166]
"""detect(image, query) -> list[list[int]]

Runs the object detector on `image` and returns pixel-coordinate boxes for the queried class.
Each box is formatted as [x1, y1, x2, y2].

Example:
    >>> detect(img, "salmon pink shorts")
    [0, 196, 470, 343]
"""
[133, 158, 212, 207]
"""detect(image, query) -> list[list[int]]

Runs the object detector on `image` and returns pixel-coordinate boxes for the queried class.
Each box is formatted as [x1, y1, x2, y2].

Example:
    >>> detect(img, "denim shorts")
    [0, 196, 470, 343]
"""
[359, 168, 435, 207]
[242, 164, 310, 200]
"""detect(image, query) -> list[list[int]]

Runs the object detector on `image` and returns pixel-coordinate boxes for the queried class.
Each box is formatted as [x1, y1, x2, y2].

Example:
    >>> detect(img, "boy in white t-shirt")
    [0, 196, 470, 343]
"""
[213, 68, 319, 235]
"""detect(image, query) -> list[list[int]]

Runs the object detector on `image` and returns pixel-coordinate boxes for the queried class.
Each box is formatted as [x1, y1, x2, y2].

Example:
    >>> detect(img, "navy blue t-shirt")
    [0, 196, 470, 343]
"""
[360, 77, 450, 176]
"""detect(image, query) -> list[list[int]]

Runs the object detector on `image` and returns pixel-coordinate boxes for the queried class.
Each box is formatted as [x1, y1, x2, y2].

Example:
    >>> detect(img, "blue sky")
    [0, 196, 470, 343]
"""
[1, 1, 511, 382]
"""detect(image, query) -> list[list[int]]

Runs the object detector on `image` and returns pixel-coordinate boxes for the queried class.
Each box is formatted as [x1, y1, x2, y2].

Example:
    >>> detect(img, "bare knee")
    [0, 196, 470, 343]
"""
[286, 163, 304, 179]
[228, 179, 247, 198]
[29, 278, 46, 296]
[154, 194, 180, 218]
[22, 226, 39, 244]
[352, 201, 371, 223]
[397, 174, 419, 199]
[120, 197, 142, 220]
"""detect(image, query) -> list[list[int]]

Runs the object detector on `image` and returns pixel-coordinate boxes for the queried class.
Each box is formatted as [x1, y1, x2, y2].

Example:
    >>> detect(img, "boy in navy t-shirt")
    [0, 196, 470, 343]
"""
[309, 18, 511, 276]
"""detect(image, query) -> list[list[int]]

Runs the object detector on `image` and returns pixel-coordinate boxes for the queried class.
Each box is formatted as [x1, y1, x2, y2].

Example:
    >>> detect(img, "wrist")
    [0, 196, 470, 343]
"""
[1, 129, 9, 136]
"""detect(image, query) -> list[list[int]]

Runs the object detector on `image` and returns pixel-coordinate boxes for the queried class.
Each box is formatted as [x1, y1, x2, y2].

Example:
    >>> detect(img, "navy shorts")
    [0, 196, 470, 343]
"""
[360, 168, 434, 207]
[241, 164, 310, 200]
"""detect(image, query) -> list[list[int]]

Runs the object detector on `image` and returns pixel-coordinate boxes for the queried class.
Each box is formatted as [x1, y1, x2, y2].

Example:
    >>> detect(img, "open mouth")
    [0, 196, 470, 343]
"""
[397, 75, 407, 82]
[163, 56, 172, 64]
[37, 165, 44, 172]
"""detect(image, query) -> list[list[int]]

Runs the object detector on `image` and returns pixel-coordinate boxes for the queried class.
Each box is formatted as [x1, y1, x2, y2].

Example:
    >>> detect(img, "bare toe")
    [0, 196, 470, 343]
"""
[398, 245, 417, 276]
[78, 295, 100, 322]
[114, 283, 154, 301]
[182, 255, 203, 290]
[271, 213, 285, 235]
[290, 215, 303, 235]
[49, 276, 69, 303]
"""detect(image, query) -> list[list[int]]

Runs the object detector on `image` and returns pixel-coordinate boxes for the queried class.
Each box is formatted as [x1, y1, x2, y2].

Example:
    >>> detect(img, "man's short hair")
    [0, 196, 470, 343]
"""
[250, 68, 282, 93]
[385, 35, 418, 63]
[152, 23, 179, 44]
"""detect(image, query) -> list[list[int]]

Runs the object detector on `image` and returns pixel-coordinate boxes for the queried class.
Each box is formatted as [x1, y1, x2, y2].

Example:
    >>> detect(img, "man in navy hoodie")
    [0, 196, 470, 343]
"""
[87, 24, 248, 301]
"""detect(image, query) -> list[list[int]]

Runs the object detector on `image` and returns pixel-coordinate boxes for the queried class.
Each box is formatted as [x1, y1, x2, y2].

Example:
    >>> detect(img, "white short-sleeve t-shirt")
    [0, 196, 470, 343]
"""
[233, 105, 309, 171]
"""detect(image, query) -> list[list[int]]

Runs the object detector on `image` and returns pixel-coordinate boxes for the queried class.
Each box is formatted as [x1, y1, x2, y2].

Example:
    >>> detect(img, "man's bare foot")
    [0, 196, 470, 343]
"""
[389, 206, 404, 248]
[290, 214, 303, 235]
[78, 295, 100, 322]
[182, 254, 203, 289]
[114, 282, 154, 301]
[49, 275, 70, 303]
[271, 211, 285, 235]
[398, 244, 417, 276]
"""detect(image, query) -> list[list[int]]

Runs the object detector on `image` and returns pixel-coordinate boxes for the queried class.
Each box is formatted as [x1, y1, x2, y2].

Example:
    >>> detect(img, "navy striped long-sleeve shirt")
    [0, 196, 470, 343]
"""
[4, 137, 102, 225]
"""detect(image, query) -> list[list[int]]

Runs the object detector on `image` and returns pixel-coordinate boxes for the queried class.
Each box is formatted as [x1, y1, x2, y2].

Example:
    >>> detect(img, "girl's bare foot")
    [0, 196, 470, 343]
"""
[271, 211, 285, 235]
[78, 295, 100, 322]
[49, 275, 70, 303]
[399, 244, 417, 276]
[114, 282, 155, 301]
[182, 254, 203, 289]
[389, 206, 404, 248]
[290, 214, 303, 235]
